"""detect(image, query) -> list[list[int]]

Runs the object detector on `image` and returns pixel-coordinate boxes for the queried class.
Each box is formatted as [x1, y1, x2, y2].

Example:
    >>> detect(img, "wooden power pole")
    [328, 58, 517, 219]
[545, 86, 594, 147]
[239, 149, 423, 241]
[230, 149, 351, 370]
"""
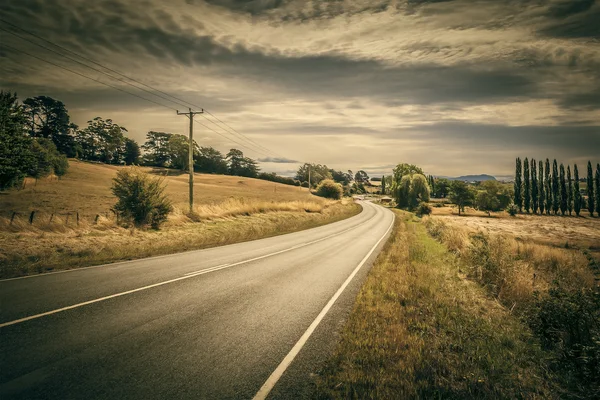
[177, 108, 204, 214]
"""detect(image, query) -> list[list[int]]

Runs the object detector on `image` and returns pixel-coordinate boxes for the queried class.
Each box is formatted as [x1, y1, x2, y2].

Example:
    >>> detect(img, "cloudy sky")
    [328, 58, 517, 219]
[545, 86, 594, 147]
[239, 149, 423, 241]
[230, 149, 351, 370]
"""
[1, 0, 599, 177]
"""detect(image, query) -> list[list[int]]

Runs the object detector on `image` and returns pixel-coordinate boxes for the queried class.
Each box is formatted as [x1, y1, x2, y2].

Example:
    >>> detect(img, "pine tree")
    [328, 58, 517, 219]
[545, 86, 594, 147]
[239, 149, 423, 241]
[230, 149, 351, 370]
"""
[531, 159, 538, 214]
[567, 165, 573, 215]
[538, 160, 545, 214]
[514, 157, 522, 212]
[574, 164, 582, 216]
[545, 159, 551, 215]
[430, 175, 435, 197]
[596, 164, 600, 217]
[523, 157, 530, 213]
[587, 161, 595, 216]
[559, 164, 567, 215]
[552, 159, 559, 214]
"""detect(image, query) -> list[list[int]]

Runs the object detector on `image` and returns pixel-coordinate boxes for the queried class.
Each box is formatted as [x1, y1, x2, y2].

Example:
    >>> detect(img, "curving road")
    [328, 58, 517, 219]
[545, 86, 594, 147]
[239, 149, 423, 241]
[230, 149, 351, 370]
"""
[0, 201, 394, 400]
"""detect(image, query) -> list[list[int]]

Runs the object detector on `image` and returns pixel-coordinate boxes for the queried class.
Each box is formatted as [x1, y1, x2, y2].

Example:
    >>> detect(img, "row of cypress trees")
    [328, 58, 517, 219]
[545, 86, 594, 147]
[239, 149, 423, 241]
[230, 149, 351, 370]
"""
[514, 158, 600, 217]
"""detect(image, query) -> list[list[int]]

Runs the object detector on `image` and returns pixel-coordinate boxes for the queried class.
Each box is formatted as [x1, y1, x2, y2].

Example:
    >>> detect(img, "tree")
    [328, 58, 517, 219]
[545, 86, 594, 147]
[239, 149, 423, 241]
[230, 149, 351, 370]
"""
[523, 157, 530, 213]
[552, 159, 559, 215]
[574, 164, 582, 216]
[354, 170, 370, 185]
[449, 180, 475, 216]
[23, 95, 77, 156]
[475, 180, 512, 216]
[545, 159, 551, 215]
[226, 149, 259, 177]
[124, 138, 141, 165]
[393, 174, 430, 209]
[330, 169, 352, 186]
[77, 117, 127, 163]
[567, 165, 573, 215]
[391, 163, 424, 204]
[295, 163, 331, 186]
[166, 134, 190, 170]
[538, 160, 545, 214]
[0, 91, 36, 190]
[559, 163, 567, 215]
[587, 161, 595, 216]
[435, 178, 450, 198]
[514, 157, 522, 212]
[111, 167, 173, 229]
[596, 164, 600, 217]
[195, 146, 228, 174]
[531, 159, 538, 214]
[141, 131, 172, 167]
[381, 175, 386, 195]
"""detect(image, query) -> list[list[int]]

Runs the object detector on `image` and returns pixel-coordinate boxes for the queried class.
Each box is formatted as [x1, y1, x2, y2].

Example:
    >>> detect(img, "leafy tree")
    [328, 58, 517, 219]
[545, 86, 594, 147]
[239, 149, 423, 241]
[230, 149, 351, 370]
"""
[449, 180, 475, 216]
[295, 163, 332, 186]
[559, 164, 567, 215]
[354, 170, 370, 185]
[514, 157, 522, 212]
[226, 149, 259, 177]
[531, 159, 538, 214]
[596, 164, 600, 217]
[434, 177, 450, 198]
[545, 159, 551, 215]
[538, 160, 545, 214]
[124, 138, 141, 165]
[524, 157, 530, 213]
[77, 117, 127, 163]
[475, 180, 512, 215]
[567, 165, 573, 215]
[329, 169, 352, 186]
[552, 159, 559, 215]
[195, 146, 228, 174]
[395, 175, 412, 208]
[394, 174, 430, 210]
[0, 91, 36, 190]
[23, 95, 77, 156]
[166, 134, 190, 170]
[574, 164, 582, 216]
[111, 167, 173, 229]
[142, 131, 172, 167]
[315, 179, 343, 200]
[587, 161, 595, 216]
[391, 163, 424, 204]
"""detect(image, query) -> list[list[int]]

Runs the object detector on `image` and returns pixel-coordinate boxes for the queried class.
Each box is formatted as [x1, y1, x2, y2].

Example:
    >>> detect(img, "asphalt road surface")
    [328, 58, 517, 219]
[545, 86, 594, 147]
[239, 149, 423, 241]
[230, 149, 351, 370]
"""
[0, 201, 394, 399]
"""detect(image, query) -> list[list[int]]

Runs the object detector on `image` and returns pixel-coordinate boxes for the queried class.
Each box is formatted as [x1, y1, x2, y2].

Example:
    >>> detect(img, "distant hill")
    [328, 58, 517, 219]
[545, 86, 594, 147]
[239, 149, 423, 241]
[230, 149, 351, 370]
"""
[445, 174, 497, 182]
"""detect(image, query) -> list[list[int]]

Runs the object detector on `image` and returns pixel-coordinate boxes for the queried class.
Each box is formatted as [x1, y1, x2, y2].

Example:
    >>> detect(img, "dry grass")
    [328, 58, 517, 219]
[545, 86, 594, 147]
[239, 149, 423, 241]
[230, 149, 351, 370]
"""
[317, 211, 556, 399]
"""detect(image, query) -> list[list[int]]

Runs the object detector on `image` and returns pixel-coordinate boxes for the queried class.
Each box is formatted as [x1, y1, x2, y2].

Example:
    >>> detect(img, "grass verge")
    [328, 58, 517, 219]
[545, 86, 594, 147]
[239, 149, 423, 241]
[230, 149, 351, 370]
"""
[0, 201, 360, 279]
[317, 210, 557, 399]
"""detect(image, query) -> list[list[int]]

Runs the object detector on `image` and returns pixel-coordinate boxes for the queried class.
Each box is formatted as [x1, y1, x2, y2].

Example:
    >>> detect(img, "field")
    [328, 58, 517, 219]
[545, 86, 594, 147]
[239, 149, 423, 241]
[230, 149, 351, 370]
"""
[0, 161, 360, 278]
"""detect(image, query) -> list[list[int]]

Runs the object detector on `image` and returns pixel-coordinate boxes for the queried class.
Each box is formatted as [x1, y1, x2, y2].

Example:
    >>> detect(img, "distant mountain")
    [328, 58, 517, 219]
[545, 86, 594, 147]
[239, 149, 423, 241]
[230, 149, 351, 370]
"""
[444, 174, 497, 182]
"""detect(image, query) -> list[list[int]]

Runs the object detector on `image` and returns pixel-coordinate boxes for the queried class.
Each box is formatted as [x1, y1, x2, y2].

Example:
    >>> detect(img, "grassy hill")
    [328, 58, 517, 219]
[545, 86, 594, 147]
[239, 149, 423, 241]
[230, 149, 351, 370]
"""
[0, 160, 316, 220]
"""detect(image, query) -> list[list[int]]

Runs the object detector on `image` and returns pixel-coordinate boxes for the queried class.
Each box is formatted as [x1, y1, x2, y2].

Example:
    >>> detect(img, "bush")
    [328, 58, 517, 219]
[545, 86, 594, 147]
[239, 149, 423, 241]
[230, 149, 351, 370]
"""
[111, 167, 173, 229]
[301, 181, 309, 188]
[416, 201, 432, 216]
[507, 203, 518, 216]
[315, 179, 343, 199]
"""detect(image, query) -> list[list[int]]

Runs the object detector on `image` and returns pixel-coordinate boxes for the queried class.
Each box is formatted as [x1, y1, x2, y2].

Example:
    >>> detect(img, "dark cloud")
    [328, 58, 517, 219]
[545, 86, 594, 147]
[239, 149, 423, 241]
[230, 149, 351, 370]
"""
[539, 2, 600, 38]
[547, 0, 596, 18]
[257, 156, 299, 163]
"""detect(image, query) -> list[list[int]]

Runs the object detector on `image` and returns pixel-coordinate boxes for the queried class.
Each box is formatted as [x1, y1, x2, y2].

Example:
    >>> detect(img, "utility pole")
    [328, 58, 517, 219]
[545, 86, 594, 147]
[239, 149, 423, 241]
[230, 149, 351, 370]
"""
[177, 108, 204, 214]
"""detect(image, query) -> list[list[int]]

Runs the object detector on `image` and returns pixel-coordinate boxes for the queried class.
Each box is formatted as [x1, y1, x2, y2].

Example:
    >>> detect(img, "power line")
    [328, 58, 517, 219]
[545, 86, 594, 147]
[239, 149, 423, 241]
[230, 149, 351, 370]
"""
[1, 18, 284, 157]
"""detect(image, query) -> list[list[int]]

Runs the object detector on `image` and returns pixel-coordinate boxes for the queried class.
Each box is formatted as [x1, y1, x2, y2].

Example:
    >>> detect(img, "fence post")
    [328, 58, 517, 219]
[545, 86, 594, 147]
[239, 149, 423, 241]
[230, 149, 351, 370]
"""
[76, 212, 80, 226]
[94, 214, 99, 224]
[29, 211, 35, 224]
[50, 213, 54, 223]
[10, 212, 17, 225]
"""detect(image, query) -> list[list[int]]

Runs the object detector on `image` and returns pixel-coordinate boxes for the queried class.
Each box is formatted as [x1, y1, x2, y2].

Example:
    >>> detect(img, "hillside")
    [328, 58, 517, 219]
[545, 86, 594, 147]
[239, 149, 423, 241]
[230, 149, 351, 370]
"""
[0, 160, 316, 219]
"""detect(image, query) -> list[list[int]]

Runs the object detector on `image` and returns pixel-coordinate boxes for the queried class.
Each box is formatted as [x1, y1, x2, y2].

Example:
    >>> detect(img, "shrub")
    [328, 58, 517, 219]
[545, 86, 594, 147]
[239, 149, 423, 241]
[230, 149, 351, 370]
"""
[507, 203, 518, 216]
[111, 167, 173, 229]
[315, 179, 343, 199]
[416, 201, 432, 216]
[301, 181, 309, 188]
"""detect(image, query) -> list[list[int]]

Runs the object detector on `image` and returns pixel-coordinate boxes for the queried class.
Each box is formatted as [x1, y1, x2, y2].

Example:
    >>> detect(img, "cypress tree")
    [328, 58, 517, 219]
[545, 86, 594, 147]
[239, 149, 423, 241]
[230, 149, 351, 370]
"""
[431, 176, 435, 197]
[574, 164, 581, 216]
[531, 159, 538, 214]
[381, 175, 386, 195]
[559, 164, 567, 215]
[587, 161, 595, 216]
[514, 157, 522, 212]
[538, 160, 545, 214]
[596, 164, 600, 217]
[567, 165, 573, 215]
[545, 159, 551, 214]
[552, 159, 559, 214]
[523, 158, 531, 213]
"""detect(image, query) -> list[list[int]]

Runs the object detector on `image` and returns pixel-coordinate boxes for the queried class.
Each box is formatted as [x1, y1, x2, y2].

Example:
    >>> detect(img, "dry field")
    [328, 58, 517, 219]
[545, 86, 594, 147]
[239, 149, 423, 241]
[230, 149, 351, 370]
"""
[431, 206, 600, 251]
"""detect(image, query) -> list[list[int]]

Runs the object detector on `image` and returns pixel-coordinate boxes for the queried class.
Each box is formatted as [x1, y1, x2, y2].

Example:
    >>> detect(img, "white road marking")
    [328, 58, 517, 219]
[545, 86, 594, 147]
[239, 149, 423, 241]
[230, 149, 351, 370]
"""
[253, 210, 395, 400]
[0, 205, 379, 329]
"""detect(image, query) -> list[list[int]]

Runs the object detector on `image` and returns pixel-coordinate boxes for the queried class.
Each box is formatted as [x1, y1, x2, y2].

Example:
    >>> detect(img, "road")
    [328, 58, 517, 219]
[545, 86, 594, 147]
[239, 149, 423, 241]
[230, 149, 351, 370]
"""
[0, 201, 394, 399]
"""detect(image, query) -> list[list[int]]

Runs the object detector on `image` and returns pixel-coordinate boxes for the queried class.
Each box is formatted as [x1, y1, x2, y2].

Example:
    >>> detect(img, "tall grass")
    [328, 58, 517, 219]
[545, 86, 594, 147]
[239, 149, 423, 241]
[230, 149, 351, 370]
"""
[318, 211, 555, 399]
[424, 217, 599, 398]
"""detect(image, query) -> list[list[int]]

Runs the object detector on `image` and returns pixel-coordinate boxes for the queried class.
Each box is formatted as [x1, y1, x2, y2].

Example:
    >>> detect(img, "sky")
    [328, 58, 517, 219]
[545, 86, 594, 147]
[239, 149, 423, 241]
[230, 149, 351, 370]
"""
[1, 0, 599, 178]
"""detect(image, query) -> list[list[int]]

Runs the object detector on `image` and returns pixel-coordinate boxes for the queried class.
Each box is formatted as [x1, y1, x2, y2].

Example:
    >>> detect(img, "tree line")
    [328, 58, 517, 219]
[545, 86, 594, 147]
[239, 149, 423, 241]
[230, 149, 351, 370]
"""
[514, 157, 600, 217]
